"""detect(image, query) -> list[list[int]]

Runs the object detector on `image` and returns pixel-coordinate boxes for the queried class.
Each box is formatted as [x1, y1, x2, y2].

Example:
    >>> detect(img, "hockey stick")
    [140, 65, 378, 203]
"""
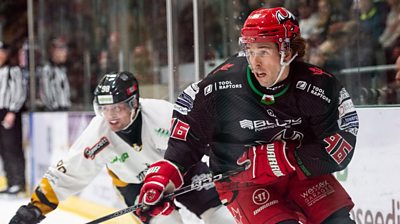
[84, 167, 243, 224]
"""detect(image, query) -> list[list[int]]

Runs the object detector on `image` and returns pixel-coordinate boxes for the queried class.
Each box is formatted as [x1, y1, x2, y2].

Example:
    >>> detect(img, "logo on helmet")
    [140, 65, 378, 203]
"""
[97, 95, 114, 105]
[126, 84, 138, 96]
[275, 8, 296, 24]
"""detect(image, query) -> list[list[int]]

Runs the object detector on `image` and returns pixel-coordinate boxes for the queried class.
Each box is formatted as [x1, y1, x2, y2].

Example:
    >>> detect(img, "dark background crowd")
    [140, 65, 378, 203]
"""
[0, 0, 399, 110]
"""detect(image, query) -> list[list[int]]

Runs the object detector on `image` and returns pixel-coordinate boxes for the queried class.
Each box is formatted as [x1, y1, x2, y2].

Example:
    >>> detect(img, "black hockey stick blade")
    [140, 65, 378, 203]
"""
[84, 203, 145, 224]
[84, 166, 244, 224]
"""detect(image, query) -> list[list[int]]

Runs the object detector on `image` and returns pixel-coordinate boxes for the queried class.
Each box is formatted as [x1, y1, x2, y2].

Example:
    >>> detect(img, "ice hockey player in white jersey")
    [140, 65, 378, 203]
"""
[9, 71, 234, 224]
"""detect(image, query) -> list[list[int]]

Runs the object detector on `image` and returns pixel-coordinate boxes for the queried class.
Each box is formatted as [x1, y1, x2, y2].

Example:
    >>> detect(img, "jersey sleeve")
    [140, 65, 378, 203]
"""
[165, 81, 214, 172]
[293, 73, 359, 179]
[31, 116, 110, 214]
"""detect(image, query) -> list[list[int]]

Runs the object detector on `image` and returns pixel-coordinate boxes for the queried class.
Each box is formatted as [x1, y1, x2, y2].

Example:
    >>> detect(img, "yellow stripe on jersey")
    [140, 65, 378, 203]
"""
[107, 168, 129, 187]
[31, 178, 60, 215]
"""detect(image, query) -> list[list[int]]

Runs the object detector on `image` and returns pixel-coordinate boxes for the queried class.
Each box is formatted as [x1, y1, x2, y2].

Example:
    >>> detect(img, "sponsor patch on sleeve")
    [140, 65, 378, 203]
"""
[338, 99, 356, 118]
[175, 82, 200, 115]
[337, 112, 359, 130]
[338, 88, 351, 104]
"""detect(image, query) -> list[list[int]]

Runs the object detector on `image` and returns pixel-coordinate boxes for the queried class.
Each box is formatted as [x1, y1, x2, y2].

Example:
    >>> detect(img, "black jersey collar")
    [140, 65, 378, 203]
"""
[116, 112, 143, 150]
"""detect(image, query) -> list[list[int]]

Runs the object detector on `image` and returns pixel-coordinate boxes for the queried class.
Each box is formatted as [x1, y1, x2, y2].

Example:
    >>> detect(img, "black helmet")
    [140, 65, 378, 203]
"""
[94, 71, 139, 106]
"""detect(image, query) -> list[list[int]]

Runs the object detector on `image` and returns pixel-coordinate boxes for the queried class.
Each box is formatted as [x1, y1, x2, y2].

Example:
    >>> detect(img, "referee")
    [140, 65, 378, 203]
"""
[0, 41, 27, 197]
[37, 37, 71, 111]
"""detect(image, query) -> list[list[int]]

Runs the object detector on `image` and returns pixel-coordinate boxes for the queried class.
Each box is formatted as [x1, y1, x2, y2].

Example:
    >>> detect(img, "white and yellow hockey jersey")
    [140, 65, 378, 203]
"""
[31, 98, 173, 214]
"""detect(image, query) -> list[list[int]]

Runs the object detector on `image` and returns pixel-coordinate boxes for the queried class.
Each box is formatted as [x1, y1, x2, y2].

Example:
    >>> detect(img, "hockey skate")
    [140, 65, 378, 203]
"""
[0, 185, 27, 199]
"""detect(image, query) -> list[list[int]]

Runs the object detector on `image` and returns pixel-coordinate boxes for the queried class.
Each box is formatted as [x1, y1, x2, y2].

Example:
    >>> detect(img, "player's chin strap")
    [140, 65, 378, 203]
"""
[121, 103, 141, 131]
[269, 26, 299, 88]
[83, 166, 245, 224]
[268, 50, 298, 88]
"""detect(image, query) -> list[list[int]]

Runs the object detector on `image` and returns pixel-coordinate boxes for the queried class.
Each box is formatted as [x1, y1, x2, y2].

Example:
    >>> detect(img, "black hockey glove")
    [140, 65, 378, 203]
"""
[9, 203, 45, 224]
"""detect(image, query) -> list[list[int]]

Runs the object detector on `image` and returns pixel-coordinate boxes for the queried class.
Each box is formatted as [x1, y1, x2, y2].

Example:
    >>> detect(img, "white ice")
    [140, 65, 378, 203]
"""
[0, 196, 206, 224]
[0, 197, 90, 224]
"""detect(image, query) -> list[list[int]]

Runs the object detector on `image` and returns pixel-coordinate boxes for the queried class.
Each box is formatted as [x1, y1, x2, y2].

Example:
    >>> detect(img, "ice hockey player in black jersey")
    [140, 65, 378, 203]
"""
[137, 7, 359, 224]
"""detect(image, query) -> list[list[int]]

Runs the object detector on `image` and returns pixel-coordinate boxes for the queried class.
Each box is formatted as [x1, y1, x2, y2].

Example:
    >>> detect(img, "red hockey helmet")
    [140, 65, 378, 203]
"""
[240, 7, 300, 49]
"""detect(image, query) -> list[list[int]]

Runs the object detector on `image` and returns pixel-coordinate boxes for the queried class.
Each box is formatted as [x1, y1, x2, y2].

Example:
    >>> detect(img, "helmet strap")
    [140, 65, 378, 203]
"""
[268, 50, 298, 88]
[122, 100, 140, 131]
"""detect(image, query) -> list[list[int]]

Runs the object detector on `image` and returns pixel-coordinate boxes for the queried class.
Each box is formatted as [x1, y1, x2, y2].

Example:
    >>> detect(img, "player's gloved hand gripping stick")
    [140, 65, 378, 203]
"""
[230, 140, 296, 185]
[136, 160, 185, 222]
[84, 162, 244, 224]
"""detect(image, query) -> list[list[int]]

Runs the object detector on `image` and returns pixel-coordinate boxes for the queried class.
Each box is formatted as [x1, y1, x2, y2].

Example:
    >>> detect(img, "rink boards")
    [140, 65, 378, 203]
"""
[337, 107, 400, 224]
[22, 107, 400, 224]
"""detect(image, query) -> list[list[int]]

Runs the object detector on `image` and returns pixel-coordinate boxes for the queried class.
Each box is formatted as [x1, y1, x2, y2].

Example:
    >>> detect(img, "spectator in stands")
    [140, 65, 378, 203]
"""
[0, 41, 27, 197]
[355, 0, 387, 66]
[98, 32, 120, 73]
[132, 45, 155, 84]
[37, 37, 71, 111]
[310, 0, 350, 45]
[360, 56, 400, 104]
[316, 21, 355, 72]
[298, 0, 319, 41]
[306, 0, 353, 66]
[384, 55, 400, 103]
[359, 0, 387, 41]
[379, 0, 400, 63]
[311, 0, 334, 45]
[345, 0, 389, 104]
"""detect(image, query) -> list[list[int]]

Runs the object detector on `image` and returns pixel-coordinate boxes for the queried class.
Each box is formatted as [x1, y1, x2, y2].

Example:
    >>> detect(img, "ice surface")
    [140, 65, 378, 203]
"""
[0, 197, 89, 224]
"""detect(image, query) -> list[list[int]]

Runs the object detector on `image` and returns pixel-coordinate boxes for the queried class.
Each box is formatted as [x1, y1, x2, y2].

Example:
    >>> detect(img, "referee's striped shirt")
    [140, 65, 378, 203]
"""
[38, 63, 71, 110]
[0, 66, 26, 112]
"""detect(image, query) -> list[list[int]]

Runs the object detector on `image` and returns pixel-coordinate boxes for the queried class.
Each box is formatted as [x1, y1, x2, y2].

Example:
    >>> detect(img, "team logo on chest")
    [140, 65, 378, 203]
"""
[239, 117, 302, 132]
[83, 136, 110, 160]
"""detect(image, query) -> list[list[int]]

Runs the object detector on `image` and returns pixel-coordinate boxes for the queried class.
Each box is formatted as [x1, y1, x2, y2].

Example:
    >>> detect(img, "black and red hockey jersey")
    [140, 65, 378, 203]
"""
[166, 54, 359, 179]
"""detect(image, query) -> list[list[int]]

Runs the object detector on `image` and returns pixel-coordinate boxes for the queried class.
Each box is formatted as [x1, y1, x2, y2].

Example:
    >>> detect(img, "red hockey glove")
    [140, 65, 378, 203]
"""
[136, 160, 184, 222]
[230, 141, 296, 185]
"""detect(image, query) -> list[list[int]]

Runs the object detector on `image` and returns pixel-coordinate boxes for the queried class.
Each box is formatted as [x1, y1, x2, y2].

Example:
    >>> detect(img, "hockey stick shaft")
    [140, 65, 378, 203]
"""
[84, 167, 243, 224]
